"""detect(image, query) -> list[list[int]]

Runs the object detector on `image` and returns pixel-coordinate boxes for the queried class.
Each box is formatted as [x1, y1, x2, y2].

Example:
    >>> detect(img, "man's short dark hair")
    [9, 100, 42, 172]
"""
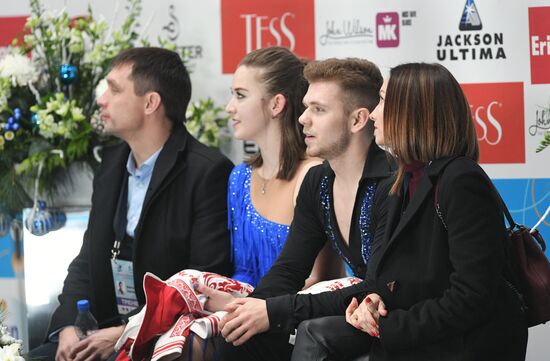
[303, 58, 382, 116]
[110, 47, 191, 125]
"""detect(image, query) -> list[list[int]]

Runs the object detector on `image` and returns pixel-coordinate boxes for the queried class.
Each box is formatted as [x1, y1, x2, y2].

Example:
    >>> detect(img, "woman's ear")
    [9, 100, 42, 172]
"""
[270, 94, 287, 118]
[144, 92, 162, 115]
[350, 108, 370, 134]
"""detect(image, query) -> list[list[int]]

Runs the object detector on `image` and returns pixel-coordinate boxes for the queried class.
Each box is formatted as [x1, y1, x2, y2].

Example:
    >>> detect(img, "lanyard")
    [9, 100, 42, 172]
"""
[111, 175, 129, 260]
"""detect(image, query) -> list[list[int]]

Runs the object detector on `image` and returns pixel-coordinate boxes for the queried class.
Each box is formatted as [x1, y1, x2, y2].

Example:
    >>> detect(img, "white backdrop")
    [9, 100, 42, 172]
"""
[3, 0, 548, 174]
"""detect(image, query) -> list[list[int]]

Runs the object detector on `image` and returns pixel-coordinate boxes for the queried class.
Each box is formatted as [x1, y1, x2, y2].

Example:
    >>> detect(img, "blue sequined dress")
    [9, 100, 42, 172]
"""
[228, 163, 290, 287]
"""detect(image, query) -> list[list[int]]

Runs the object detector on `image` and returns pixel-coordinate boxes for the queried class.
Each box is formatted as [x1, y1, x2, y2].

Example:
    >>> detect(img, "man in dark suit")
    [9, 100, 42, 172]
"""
[28, 47, 233, 361]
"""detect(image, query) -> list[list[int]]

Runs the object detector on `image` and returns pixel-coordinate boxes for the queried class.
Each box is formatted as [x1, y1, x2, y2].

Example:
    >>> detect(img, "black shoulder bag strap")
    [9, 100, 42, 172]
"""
[434, 156, 546, 254]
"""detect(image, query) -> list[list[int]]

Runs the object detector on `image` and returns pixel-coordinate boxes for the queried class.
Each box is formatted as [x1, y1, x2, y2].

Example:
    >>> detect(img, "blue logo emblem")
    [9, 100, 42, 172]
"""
[459, 0, 482, 31]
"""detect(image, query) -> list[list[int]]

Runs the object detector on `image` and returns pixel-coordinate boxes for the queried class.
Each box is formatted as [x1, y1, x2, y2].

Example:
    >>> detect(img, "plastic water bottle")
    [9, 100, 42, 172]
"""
[74, 299, 98, 340]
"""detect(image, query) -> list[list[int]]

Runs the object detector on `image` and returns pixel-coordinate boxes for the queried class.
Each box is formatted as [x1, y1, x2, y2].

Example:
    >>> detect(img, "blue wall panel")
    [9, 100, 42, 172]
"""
[493, 178, 550, 260]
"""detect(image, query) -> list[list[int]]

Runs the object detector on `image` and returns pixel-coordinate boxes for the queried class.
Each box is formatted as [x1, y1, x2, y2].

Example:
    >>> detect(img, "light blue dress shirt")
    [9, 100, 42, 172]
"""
[47, 147, 163, 341]
[126, 148, 162, 237]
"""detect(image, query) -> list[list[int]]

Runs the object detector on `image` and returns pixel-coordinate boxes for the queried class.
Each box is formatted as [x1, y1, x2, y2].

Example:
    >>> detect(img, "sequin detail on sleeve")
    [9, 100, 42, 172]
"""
[227, 163, 290, 287]
[359, 180, 377, 265]
[320, 175, 353, 271]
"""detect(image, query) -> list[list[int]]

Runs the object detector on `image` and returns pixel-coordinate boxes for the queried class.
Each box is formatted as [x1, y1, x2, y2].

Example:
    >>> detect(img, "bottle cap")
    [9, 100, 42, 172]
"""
[77, 299, 90, 312]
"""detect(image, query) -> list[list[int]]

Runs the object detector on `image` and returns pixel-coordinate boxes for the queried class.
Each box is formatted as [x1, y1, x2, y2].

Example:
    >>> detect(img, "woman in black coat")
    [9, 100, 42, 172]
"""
[286, 63, 528, 361]
[343, 63, 528, 360]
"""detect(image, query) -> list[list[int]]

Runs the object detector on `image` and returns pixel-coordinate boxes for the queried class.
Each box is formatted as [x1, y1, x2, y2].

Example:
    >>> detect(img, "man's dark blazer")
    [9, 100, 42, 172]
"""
[47, 124, 233, 334]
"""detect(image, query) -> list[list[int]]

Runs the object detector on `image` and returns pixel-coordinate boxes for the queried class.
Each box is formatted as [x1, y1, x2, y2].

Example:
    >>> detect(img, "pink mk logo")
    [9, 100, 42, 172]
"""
[376, 12, 399, 48]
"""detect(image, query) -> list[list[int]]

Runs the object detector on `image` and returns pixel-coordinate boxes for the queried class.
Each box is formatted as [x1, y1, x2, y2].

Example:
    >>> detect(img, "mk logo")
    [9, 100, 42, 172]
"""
[376, 12, 399, 48]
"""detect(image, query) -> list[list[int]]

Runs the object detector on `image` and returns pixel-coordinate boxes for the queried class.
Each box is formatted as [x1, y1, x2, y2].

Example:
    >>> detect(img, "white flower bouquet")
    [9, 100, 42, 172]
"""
[0, 0, 176, 216]
[0, 311, 23, 361]
[0, 0, 229, 219]
[186, 98, 230, 148]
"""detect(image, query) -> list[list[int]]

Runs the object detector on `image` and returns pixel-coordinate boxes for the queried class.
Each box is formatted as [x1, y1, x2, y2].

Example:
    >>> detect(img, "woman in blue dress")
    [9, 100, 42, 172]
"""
[182, 47, 342, 361]
[226, 46, 341, 288]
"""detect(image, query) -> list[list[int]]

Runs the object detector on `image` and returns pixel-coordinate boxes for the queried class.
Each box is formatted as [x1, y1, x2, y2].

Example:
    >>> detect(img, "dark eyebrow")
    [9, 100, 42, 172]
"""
[107, 78, 121, 90]
[304, 100, 324, 107]
[232, 87, 248, 93]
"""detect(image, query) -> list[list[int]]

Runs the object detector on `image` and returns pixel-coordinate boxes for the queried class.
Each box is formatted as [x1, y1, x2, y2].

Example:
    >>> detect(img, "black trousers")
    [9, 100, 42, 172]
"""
[27, 342, 118, 361]
[216, 316, 370, 361]
[290, 316, 372, 361]
[215, 331, 293, 361]
[27, 342, 58, 361]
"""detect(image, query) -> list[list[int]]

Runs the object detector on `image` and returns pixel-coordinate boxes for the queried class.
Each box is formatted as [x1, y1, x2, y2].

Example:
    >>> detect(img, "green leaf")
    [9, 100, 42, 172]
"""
[536, 131, 550, 153]
[28, 139, 54, 156]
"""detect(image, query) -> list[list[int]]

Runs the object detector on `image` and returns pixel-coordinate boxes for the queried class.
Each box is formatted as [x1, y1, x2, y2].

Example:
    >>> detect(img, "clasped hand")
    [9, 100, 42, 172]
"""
[345, 293, 387, 338]
[196, 284, 269, 346]
[56, 325, 124, 361]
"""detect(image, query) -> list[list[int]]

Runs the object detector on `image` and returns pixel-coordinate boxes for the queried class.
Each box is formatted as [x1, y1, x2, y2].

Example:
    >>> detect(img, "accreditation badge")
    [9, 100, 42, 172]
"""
[110, 259, 139, 314]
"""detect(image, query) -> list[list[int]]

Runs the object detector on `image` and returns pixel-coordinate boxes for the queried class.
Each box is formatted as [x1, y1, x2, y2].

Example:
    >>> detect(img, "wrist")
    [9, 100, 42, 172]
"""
[59, 326, 76, 336]
[108, 325, 125, 339]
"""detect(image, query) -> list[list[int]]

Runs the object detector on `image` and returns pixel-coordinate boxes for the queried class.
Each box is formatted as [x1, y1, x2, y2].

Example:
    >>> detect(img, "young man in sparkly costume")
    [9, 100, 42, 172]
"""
[201, 58, 393, 361]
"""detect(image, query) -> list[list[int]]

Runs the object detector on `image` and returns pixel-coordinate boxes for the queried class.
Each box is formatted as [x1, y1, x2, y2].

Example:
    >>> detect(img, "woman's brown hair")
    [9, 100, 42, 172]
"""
[239, 47, 309, 180]
[385, 63, 479, 194]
